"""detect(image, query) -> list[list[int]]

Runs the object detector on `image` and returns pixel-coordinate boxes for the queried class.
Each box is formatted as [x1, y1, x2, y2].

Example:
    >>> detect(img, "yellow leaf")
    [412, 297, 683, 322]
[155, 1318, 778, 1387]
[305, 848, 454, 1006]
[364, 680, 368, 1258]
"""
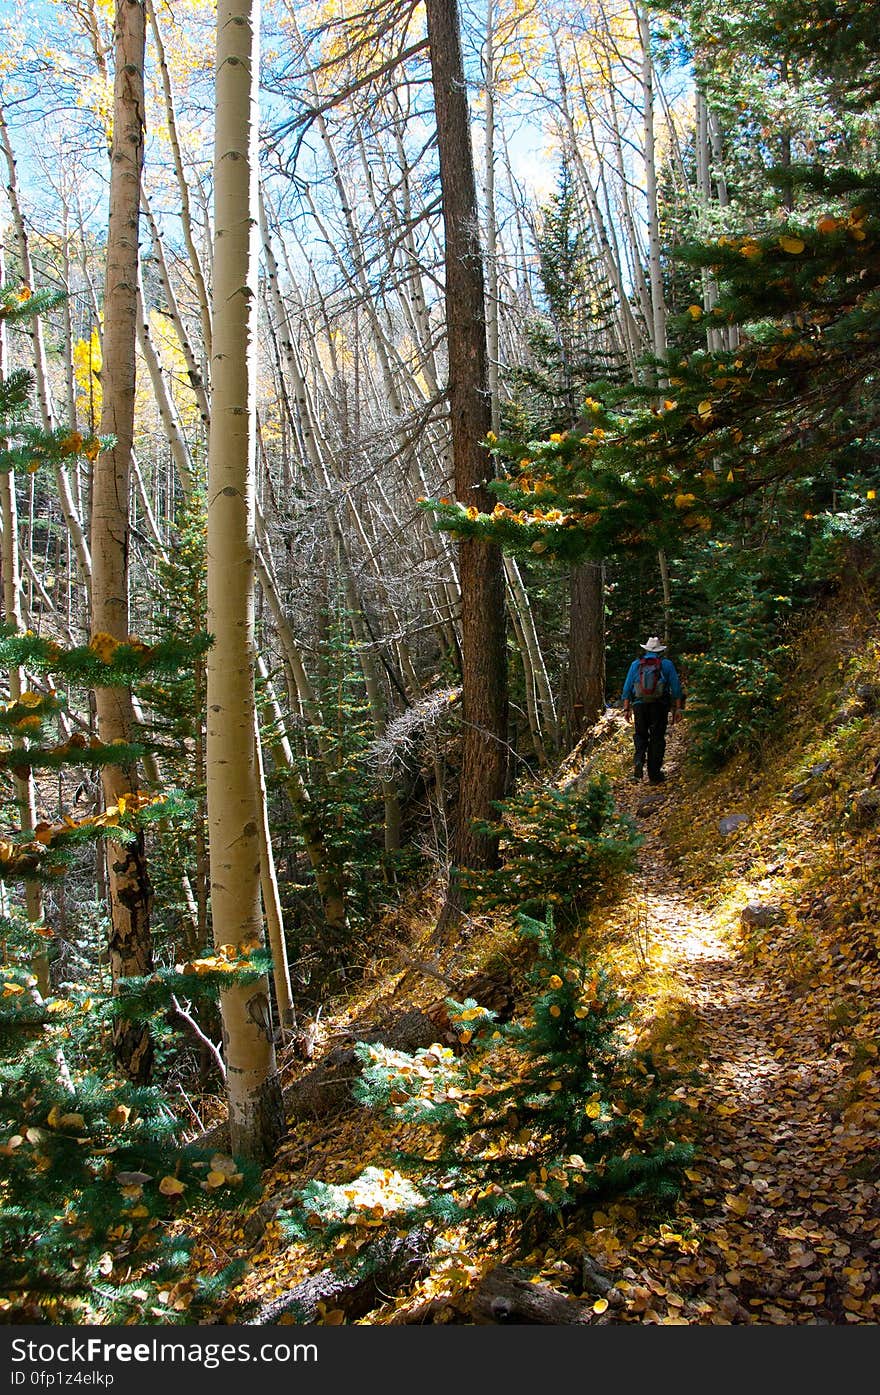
[674, 493, 697, 509]
[205, 1170, 227, 1189]
[585, 1102, 601, 1119]
[159, 1176, 186, 1196]
[89, 632, 118, 663]
[697, 400, 713, 419]
[686, 305, 703, 320]
[779, 235, 805, 254]
[108, 1104, 131, 1127]
[59, 431, 84, 457]
[592, 1297, 609, 1314]
[548, 975, 563, 989]
[549, 1004, 561, 1017]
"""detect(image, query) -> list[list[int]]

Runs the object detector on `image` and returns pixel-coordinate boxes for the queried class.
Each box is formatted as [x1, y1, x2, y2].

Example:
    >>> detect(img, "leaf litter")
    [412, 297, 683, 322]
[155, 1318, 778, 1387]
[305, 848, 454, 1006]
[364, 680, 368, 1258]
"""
[195, 598, 880, 1326]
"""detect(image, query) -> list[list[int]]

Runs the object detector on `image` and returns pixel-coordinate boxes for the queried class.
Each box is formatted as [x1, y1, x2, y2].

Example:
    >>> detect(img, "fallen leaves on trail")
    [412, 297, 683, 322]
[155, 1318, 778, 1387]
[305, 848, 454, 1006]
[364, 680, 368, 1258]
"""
[575, 651, 880, 1322]
[194, 604, 880, 1326]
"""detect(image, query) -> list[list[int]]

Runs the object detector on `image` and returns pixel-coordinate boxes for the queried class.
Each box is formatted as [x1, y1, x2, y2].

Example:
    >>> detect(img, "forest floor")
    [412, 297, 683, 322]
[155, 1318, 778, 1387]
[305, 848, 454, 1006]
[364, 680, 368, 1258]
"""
[199, 592, 880, 1326]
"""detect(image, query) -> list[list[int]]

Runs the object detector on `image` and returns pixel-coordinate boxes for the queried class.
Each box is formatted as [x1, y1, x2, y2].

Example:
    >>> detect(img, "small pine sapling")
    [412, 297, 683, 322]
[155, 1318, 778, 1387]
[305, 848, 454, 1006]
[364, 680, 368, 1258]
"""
[281, 909, 692, 1277]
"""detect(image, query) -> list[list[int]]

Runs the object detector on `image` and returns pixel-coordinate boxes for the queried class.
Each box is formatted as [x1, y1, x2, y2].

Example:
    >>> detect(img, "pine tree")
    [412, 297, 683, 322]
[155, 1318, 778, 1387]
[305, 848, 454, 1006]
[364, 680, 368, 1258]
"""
[506, 160, 627, 437]
[423, 0, 880, 569]
[282, 909, 691, 1280]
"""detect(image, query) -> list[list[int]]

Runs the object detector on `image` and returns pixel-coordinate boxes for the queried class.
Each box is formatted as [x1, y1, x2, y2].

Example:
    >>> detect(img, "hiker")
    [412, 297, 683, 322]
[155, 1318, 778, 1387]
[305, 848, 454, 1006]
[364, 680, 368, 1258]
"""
[621, 636, 684, 784]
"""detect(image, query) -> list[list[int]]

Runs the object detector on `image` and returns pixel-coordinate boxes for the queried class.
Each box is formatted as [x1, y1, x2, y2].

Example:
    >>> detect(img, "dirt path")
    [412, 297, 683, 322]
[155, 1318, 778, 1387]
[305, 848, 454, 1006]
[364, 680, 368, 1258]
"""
[585, 727, 880, 1324]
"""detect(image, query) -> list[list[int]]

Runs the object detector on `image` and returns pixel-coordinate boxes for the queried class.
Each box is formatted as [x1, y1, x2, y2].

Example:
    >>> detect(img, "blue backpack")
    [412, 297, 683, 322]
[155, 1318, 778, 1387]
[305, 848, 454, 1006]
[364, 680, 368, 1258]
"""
[634, 655, 666, 702]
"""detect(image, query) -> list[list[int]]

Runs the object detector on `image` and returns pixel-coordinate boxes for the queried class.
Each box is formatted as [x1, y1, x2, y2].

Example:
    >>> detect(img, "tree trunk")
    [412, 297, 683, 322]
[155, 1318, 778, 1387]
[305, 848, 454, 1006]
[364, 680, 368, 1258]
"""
[0, 252, 47, 994]
[207, 0, 282, 1164]
[253, 706, 294, 1032]
[564, 561, 605, 748]
[425, 0, 508, 882]
[91, 0, 153, 1085]
[639, 3, 668, 381]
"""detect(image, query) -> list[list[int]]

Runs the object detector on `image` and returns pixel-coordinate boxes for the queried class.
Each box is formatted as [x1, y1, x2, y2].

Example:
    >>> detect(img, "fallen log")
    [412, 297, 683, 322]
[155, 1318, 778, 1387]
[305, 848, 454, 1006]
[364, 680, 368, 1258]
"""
[457, 1266, 595, 1325]
[249, 1230, 431, 1325]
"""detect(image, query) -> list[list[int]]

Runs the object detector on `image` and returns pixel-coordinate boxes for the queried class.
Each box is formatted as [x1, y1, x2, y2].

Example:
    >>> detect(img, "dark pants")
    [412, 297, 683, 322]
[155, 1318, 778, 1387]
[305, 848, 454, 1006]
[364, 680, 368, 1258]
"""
[633, 701, 670, 780]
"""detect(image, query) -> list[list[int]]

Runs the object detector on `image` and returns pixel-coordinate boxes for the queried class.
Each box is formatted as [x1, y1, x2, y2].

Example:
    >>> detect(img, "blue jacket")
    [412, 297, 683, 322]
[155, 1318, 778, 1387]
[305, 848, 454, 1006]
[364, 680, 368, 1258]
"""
[621, 655, 683, 705]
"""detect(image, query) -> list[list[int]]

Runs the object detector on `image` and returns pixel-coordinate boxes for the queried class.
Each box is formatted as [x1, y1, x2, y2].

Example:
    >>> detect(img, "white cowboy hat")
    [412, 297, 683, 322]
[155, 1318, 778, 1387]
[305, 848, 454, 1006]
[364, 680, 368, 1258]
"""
[640, 636, 666, 652]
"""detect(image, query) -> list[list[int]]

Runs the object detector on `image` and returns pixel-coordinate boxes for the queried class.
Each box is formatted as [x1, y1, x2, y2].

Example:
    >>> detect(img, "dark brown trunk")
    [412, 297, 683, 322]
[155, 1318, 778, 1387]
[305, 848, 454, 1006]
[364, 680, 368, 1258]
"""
[564, 561, 606, 748]
[425, 0, 508, 880]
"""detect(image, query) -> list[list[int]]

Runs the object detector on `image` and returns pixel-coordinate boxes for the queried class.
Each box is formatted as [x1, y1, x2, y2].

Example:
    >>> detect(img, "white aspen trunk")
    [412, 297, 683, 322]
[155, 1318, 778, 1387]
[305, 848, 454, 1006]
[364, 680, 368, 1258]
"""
[255, 655, 347, 935]
[0, 264, 47, 992]
[504, 555, 557, 750]
[483, 0, 500, 433]
[706, 103, 740, 352]
[506, 590, 546, 767]
[253, 706, 293, 1031]
[140, 192, 211, 427]
[92, 0, 154, 1085]
[0, 105, 93, 600]
[135, 262, 197, 495]
[695, 87, 724, 353]
[207, 0, 282, 1162]
[145, 0, 213, 363]
[638, 3, 668, 381]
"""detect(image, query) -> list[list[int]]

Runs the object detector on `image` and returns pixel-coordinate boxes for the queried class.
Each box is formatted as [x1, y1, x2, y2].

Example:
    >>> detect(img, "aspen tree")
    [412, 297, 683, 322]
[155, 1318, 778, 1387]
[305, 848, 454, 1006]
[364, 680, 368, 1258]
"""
[207, 0, 283, 1162]
[0, 253, 46, 994]
[91, 0, 154, 1084]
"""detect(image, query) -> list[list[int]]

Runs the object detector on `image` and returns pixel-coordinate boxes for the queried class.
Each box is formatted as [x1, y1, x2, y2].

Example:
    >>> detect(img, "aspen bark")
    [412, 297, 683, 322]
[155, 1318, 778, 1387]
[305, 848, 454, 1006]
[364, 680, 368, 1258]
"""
[253, 707, 293, 1031]
[207, 0, 282, 1163]
[638, 4, 668, 380]
[0, 254, 47, 993]
[92, 0, 154, 1085]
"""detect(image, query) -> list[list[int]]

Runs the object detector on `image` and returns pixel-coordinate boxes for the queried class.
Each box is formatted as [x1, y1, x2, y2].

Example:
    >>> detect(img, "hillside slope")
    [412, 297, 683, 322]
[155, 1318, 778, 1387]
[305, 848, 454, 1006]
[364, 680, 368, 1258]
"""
[198, 583, 880, 1326]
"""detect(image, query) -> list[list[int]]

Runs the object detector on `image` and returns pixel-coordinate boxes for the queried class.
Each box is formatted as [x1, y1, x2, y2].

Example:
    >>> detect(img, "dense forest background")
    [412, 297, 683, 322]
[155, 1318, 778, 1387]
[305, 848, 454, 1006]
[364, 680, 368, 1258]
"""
[0, 0, 878, 1326]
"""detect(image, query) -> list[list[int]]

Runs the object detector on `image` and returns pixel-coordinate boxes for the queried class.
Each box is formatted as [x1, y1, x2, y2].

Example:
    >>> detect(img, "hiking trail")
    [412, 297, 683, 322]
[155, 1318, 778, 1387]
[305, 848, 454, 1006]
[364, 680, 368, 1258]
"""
[584, 723, 880, 1324]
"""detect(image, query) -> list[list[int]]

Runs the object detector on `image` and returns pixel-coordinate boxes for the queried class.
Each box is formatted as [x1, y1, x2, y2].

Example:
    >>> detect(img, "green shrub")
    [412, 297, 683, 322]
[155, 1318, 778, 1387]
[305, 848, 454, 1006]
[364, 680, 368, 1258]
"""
[467, 776, 641, 921]
[280, 909, 692, 1274]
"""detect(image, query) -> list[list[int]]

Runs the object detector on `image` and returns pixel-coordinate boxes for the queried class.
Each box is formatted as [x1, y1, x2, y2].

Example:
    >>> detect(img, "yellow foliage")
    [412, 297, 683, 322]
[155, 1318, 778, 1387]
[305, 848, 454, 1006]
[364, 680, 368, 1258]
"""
[73, 328, 103, 430]
[88, 632, 118, 663]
